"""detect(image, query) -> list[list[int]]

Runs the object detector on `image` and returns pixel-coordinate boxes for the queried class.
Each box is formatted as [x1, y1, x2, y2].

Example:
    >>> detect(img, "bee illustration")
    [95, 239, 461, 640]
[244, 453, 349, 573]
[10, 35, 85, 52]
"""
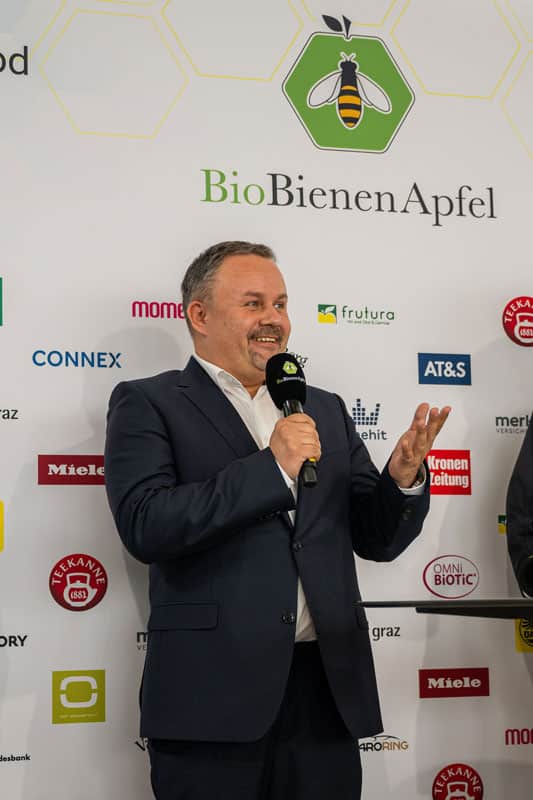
[307, 52, 391, 129]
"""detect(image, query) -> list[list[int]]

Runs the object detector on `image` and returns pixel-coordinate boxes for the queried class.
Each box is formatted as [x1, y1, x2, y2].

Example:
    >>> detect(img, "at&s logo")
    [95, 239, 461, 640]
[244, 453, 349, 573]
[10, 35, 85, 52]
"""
[52, 670, 105, 724]
[283, 13, 414, 153]
[418, 353, 471, 385]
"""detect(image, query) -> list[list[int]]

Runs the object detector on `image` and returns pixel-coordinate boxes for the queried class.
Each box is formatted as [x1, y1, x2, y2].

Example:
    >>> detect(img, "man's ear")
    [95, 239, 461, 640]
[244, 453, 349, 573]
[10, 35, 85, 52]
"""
[187, 300, 208, 336]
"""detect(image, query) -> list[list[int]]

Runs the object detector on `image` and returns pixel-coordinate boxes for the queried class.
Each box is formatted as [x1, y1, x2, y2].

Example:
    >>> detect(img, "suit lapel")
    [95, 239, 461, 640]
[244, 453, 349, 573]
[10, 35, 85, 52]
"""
[176, 357, 259, 459]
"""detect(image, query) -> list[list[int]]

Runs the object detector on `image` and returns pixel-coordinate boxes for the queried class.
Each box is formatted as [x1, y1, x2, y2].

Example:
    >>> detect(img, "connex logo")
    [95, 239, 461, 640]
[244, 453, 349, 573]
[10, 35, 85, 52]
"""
[38, 455, 104, 485]
[32, 351, 122, 368]
[132, 300, 185, 320]
[432, 763, 483, 799]
[427, 450, 471, 495]
[52, 670, 106, 724]
[423, 555, 479, 599]
[418, 353, 471, 385]
[359, 734, 408, 752]
[352, 399, 388, 441]
[419, 667, 489, 698]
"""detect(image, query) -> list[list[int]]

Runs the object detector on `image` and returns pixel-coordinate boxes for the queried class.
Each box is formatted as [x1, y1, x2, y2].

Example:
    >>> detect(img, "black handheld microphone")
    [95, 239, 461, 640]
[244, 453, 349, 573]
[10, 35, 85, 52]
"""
[265, 353, 318, 488]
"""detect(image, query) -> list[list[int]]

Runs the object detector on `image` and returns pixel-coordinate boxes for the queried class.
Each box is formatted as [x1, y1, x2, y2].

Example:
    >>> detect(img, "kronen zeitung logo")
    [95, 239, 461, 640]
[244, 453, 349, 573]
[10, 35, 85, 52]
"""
[283, 13, 412, 153]
[201, 169, 496, 229]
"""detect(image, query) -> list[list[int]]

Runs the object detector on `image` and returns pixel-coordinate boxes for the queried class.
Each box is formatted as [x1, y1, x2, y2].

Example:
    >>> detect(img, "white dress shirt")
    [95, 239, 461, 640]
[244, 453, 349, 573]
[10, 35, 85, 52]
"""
[192, 354, 425, 642]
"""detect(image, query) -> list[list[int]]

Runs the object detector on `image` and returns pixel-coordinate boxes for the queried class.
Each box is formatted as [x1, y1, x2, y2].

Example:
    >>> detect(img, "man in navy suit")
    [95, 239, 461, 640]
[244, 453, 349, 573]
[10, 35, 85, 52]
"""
[507, 414, 533, 596]
[104, 241, 450, 799]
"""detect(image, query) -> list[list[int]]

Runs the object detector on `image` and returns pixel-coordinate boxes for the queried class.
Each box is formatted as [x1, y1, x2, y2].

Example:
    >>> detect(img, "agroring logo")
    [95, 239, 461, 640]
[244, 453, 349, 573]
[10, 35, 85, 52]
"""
[283, 13, 414, 153]
[423, 555, 479, 599]
[432, 763, 483, 799]
[49, 554, 108, 612]
[502, 297, 533, 346]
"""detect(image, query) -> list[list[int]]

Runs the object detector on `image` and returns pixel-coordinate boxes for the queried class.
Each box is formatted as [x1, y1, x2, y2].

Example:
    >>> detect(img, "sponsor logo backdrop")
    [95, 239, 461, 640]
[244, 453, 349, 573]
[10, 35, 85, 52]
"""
[0, 2, 531, 798]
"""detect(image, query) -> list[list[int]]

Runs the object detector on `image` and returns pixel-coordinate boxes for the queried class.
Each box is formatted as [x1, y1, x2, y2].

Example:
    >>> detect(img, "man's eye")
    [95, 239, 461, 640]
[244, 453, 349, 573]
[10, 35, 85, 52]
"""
[275, 303, 286, 310]
[245, 300, 259, 307]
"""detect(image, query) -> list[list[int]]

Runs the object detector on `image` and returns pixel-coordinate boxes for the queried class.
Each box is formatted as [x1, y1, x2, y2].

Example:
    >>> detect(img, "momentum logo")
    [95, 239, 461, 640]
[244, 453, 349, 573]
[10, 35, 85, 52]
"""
[419, 668, 489, 698]
[132, 300, 185, 320]
[505, 728, 533, 746]
[38, 455, 104, 485]
[427, 449, 471, 495]
[418, 353, 471, 385]
[52, 670, 105, 724]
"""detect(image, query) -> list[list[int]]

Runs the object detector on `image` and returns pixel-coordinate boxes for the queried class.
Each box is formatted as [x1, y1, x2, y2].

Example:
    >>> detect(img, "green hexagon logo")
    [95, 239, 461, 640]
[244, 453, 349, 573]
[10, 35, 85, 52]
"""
[283, 14, 414, 153]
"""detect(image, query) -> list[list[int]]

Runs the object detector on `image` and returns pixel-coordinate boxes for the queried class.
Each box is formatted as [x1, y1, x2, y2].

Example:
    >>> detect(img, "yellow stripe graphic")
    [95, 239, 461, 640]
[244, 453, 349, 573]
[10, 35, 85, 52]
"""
[0, 501, 4, 552]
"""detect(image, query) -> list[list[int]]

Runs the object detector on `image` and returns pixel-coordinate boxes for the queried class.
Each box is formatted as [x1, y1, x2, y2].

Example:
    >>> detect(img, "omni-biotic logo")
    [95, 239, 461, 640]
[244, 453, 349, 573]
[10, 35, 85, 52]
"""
[423, 555, 479, 599]
[283, 13, 414, 153]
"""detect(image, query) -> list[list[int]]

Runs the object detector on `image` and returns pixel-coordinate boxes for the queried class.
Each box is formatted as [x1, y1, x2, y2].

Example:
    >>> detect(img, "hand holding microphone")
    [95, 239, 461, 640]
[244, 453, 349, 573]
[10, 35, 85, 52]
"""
[266, 354, 320, 488]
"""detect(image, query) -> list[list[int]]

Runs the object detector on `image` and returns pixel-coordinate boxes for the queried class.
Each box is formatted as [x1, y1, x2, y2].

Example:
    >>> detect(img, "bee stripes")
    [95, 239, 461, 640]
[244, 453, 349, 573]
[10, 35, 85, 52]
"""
[338, 60, 362, 128]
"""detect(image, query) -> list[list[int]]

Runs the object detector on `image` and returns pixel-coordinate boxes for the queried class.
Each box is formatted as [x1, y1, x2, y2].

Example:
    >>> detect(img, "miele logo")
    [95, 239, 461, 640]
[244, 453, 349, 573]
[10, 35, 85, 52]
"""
[38, 456, 104, 485]
[419, 668, 489, 698]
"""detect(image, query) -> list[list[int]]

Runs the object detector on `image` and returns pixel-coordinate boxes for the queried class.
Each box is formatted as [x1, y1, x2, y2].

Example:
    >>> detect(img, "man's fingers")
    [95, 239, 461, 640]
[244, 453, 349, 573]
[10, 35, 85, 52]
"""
[409, 402, 430, 431]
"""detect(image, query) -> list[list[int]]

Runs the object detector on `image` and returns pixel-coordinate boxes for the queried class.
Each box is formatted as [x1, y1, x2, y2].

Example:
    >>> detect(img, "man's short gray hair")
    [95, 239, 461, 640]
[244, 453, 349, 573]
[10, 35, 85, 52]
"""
[181, 241, 275, 333]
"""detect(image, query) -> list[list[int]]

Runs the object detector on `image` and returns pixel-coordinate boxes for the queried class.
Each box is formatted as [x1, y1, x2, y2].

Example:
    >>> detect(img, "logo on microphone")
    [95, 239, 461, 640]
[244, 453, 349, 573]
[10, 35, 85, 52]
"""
[318, 304, 337, 323]
[49, 554, 108, 612]
[432, 763, 483, 799]
[282, 361, 298, 375]
[502, 297, 533, 346]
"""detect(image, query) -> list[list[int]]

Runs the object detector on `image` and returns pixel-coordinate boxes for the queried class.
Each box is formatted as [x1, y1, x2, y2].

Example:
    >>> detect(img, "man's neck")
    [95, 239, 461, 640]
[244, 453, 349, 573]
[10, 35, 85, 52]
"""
[193, 353, 265, 398]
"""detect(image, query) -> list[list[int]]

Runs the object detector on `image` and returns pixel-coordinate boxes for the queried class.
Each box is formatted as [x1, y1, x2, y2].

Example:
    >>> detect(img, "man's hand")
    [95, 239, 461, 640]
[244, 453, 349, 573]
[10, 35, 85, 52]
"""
[270, 414, 321, 481]
[388, 403, 451, 489]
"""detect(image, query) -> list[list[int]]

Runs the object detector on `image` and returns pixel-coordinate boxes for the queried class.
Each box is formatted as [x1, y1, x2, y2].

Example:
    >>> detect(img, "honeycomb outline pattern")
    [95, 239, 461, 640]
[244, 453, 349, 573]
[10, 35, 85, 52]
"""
[161, 0, 304, 81]
[391, 0, 521, 99]
[501, 50, 533, 158]
[506, 0, 533, 41]
[301, 0, 399, 28]
[39, 8, 188, 138]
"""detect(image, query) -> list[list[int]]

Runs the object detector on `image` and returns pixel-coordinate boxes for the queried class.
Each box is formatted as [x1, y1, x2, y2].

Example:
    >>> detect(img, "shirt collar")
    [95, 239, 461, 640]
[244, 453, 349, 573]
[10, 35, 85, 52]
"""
[193, 354, 268, 397]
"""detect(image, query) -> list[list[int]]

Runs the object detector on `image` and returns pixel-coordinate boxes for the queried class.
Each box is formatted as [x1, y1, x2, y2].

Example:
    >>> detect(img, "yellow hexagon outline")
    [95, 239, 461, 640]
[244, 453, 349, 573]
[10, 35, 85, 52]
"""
[501, 50, 533, 159]
[162, 0, 304, 81]
[39, 8, 188, 139]
[506, 1, 533, 41]
[30, 0, 68, 56]
[96, 1, 158, 6]
[301, 0, 399, 28]
[391, 0, 521, 99]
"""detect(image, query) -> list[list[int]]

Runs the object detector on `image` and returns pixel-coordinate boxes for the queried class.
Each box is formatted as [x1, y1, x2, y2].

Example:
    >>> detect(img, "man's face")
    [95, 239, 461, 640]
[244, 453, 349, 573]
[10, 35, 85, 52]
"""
[192, 254, 291, 386]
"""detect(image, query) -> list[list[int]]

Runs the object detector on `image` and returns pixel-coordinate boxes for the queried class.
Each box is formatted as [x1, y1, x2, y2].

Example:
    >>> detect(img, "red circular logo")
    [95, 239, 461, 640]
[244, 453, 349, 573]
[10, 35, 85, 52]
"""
[502, 296, 533, 346]
[432, 763, 483, 800]
[49, 553, 108, 611]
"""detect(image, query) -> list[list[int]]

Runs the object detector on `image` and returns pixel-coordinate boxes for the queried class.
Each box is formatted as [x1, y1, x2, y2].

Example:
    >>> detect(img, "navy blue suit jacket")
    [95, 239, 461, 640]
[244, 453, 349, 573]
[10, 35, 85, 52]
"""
[104, 357, 430, 741]
[507, 413, 533, 595]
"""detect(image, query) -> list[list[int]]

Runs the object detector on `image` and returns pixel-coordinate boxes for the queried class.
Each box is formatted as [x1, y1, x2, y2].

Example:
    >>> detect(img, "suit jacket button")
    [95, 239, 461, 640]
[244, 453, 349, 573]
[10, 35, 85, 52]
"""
[401, 508, 412, 520]
[282, 612, 296, 624]
[292, 541, 303, 551]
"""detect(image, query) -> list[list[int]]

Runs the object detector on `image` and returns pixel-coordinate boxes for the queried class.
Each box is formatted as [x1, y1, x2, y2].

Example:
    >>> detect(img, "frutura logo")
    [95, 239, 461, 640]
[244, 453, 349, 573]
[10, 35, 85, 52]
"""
[201, 169, 496, 229]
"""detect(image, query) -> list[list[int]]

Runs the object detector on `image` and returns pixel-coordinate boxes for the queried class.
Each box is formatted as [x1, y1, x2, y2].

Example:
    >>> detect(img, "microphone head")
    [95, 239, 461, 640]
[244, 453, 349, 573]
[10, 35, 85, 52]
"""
[265, 353, 307, 409]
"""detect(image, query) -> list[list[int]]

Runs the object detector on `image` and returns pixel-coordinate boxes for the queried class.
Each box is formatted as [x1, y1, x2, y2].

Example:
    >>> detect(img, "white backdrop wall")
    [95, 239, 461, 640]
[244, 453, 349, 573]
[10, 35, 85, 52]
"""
[0, 1, 532, 798]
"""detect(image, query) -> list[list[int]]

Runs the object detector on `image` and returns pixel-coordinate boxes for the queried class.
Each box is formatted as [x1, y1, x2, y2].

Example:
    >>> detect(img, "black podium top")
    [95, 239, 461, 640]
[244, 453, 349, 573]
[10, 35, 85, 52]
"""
[357, 598, 533, 620]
